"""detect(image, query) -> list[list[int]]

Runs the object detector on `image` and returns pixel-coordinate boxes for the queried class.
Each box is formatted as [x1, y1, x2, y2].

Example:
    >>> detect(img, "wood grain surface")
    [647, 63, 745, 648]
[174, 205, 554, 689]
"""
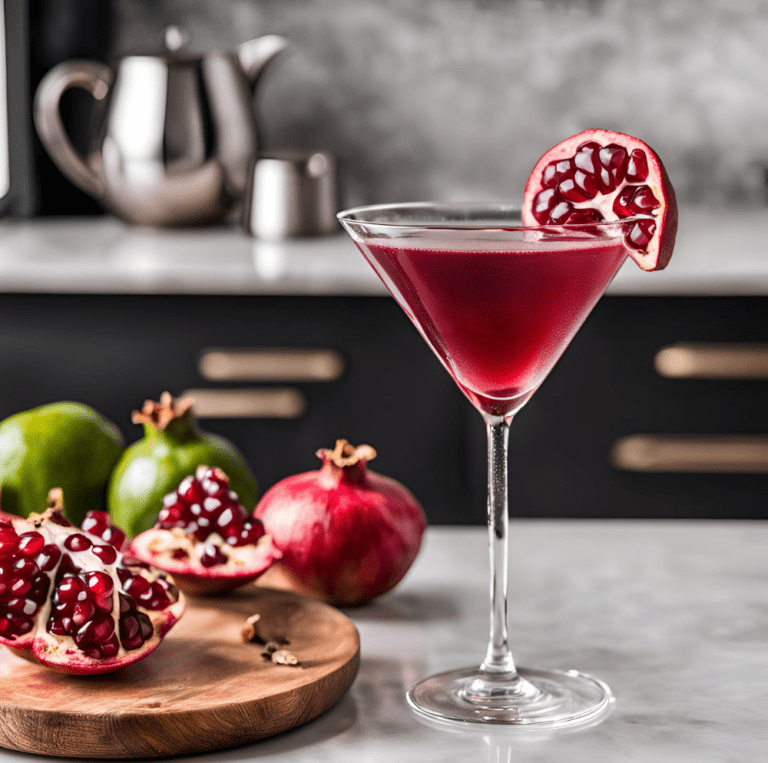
[0, 587, 360, 758]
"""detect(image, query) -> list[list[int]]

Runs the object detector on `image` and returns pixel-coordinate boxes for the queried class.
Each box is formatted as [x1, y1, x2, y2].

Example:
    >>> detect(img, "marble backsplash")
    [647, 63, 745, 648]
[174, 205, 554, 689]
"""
[116, 0, 768, 209]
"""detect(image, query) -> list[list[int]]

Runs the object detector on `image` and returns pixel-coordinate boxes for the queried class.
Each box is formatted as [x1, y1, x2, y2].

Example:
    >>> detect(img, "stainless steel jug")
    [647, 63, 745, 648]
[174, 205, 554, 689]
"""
[33, 33, 289, 226]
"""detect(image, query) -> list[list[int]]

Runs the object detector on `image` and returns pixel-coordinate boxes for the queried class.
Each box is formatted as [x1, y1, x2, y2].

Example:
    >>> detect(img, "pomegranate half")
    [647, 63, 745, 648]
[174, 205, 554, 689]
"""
[0, 491, 185, 675]
[522, 128, 678, 271]
[254, 440, 427, 607]
[128, 466, 280, 596]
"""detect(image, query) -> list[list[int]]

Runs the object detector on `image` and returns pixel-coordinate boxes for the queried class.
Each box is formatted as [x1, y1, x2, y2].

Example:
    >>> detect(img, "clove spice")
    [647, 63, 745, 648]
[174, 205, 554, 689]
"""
[241, 613, 300, 667]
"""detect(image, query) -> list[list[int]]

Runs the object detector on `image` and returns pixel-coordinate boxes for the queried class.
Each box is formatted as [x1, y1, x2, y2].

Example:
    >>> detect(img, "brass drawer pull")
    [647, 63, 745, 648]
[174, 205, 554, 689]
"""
[611, 434, 768, 473]
[198, 348, 344, 383]
[655, 343, 768, 379]
[182, 388, 307, 419]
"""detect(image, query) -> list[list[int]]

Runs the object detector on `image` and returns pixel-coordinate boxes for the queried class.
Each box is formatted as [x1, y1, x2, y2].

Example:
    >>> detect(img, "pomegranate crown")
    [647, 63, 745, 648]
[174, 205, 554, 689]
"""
[316, 439, 376, 468]
[132, 391, 194, 431]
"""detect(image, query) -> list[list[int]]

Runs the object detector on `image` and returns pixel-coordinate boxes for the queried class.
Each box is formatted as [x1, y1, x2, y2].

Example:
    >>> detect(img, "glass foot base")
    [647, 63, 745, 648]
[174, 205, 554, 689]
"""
[407, 666, 613, 728]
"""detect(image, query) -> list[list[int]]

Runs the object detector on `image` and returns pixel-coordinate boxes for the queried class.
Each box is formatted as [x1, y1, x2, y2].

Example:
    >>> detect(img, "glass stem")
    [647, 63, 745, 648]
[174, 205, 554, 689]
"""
[480, 415, 517, 677]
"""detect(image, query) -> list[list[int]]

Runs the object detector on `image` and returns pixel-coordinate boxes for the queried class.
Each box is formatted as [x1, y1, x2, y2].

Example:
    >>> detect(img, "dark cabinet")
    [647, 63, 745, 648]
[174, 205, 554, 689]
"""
[0, 292, 766, 523]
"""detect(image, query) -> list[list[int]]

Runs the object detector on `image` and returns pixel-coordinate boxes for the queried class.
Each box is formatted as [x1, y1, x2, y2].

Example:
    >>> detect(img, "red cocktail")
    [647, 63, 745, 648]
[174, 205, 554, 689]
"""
[362, 236, 626, 416]
[339, 202, 631, 728]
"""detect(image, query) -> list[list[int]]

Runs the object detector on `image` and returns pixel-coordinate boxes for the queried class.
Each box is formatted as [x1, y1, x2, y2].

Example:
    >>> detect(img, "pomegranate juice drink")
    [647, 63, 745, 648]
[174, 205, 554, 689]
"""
[360, 238, 626, 415]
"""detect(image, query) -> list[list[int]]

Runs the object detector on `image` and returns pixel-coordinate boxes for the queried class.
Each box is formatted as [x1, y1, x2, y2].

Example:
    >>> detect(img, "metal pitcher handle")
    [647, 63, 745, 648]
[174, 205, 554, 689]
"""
[33, 60, 113, 199]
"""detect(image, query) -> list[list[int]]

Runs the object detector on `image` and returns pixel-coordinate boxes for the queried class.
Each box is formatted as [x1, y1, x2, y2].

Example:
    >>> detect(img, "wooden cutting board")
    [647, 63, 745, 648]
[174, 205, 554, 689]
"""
[0, 587, 360, 758]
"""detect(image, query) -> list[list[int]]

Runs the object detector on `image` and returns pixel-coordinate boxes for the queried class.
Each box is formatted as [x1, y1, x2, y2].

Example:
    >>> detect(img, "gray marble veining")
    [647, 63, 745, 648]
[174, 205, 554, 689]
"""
[0, 522, 764, 762]
[115, 0, 768, 209]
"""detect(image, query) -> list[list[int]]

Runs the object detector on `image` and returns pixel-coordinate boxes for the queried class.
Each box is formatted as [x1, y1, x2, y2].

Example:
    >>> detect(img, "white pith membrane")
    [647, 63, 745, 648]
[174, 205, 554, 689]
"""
[129, 527, 279, 581]
[0, 510, 185, 674]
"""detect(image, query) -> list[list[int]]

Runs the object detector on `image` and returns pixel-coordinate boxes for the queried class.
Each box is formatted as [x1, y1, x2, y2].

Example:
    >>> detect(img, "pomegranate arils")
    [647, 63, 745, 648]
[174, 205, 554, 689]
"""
[92, 543, 118, 565]
[128, 466, 280, 595]
[36, 543, 61, 571]
[0, 528, 18, 556]
[201, 543, 227, 568]
[527, 135, 665, 256]
[626, 149, 649, 182]
[64, 533, 92, 552]
[17, 532, 45, 556]
[0, 505, 184, 673]
[81, 511, 109, 536]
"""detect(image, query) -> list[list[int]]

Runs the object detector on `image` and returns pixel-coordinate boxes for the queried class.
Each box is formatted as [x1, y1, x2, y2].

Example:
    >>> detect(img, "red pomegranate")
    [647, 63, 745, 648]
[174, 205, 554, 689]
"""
[0, 491, 184, 675]
[522, 128, 678, 271]
[128, 466, 280, 596]
[254, 440, 427, 607]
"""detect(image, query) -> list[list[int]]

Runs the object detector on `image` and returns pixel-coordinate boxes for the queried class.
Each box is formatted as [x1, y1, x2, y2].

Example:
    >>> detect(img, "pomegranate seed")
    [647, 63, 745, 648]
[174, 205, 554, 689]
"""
[86, 570, 114, 597]
[121, 633, 144, 650]
[172, 548, 188, 560]
[17, 532, 45, 556]
[120, 614, 140, 640]
[629, 185, 661, 214]
[102, 527, 126, 550]
[10, 615, 33, 636]
[626, 149, 649, 182]
[178, 476, 205, 504]
[119, 593, 137, 614]
[549, 200, 573, 224]
[57, 575, 86, 603]
[29, 573, 50, 604]
[92, 544, 118, 565]
[81, 511, 110, 536]
[0, 528, 19, 556]
[7, 597, 38, 616]
[36, 544, 62, 571]
[628, 219, 656, 250]
[99, 633, 120, 658]
[137, 612, 153, 640]
[200, 543, 227, 568]
[612, 185, 636, 217]
[13, 558, 39, 578]
[64, 534, 92, 552]
[574, 141, 600, 174]
[72, 601, 96, 626]
[10, 577, 32, 596]
[0, 617, 13, 636]
[123, 575, 150, 597]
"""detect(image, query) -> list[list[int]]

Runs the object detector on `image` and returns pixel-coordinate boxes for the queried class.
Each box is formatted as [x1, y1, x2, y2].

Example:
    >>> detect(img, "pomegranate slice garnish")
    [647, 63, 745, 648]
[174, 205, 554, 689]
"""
[522, 129, 678, 271]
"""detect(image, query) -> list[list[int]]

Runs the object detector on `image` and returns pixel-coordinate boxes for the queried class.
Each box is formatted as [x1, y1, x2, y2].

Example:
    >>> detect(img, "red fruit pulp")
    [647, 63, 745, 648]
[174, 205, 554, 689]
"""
[360, 238, 626, 416]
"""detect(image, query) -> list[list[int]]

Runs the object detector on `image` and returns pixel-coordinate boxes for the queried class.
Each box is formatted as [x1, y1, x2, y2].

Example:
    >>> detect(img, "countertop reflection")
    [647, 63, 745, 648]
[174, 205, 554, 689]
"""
[0, 207, 766, 296]
[1, 522, 761, 763]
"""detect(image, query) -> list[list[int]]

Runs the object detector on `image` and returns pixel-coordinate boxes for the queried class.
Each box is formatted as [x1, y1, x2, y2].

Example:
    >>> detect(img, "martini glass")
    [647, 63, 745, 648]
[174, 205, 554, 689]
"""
[337, 201, 632, 728]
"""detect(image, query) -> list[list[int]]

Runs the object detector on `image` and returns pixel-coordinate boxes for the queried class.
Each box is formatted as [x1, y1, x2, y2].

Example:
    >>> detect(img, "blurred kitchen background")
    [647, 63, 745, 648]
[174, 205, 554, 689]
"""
[27, 0, 768, 213]
[2, 0, 768, 523]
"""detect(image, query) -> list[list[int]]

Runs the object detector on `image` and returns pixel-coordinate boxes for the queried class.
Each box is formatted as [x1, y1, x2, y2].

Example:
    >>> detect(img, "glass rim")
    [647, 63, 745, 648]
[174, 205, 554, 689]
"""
[336, 200, 642, 233]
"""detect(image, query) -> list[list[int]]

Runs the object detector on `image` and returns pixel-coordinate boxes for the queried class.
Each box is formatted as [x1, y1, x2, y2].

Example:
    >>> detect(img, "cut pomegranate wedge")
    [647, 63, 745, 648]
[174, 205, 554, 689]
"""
[522, 129, 678, 271]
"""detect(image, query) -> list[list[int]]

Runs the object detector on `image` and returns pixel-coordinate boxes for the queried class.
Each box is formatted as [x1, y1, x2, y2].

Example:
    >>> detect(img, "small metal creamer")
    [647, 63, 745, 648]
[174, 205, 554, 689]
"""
[33, 29, 289, 227]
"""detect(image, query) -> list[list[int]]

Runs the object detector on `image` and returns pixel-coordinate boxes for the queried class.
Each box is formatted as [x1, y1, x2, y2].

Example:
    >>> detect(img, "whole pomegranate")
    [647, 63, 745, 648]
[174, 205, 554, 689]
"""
[127, 466, 281, 596]
[254, 440, 427, 607]
[0, 491, 185, 675]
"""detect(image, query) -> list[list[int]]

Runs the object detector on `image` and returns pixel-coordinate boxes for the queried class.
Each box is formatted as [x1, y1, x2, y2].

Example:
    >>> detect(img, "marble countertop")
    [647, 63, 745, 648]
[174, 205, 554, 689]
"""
[0, 521, 764, 762]
[0, 207, 767, 296]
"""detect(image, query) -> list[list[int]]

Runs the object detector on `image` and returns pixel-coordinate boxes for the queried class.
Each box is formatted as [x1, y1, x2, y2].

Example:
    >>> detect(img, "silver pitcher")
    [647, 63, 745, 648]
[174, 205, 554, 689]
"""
[33, 32, 289, 226]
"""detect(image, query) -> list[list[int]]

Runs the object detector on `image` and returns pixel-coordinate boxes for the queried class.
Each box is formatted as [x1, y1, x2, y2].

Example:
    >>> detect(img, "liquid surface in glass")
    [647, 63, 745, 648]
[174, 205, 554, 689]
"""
[359, 237, 627, 415]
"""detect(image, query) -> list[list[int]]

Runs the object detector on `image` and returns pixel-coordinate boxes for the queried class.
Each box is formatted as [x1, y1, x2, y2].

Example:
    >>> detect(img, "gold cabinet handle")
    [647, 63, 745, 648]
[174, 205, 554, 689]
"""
[182, 388, 307, 419]
[198, 348, 345, 383]
[611, 434, 768, 473]
[655, 343, 768, 380]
